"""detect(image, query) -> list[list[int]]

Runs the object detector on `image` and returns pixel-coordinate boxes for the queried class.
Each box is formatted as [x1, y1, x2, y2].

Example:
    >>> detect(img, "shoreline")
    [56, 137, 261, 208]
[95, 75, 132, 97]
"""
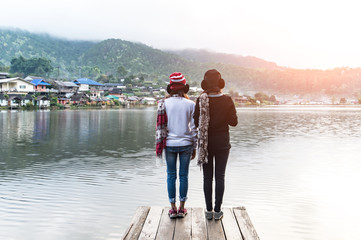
[2, 103, 361, 112]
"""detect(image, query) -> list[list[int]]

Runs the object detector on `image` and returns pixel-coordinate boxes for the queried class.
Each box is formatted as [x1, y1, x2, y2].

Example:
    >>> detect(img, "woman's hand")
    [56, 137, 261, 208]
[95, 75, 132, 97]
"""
[191, 149, 196, 160]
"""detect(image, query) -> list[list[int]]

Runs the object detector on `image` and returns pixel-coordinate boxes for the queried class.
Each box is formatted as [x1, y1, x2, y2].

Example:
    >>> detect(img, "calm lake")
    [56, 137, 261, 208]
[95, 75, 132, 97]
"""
[1, 106, 361, 240]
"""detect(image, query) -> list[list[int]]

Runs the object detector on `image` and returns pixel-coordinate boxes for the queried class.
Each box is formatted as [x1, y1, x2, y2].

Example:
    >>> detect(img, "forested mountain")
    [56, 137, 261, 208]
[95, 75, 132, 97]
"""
[0, 28, 267, 87]
[81, 39, 197, 79]
[168, 49, 281, 70]
[0, 29, 206, 82]
[0, 28, 94, 71]
[2, 28, 361, 97]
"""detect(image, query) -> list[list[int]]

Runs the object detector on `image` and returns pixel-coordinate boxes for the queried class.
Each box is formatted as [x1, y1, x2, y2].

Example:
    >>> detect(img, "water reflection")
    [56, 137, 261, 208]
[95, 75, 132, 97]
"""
[1, 107, 361, 240]
[0, 109, 157, 173]
[228, 107, 361, 240]
[232, 107, 361, 148]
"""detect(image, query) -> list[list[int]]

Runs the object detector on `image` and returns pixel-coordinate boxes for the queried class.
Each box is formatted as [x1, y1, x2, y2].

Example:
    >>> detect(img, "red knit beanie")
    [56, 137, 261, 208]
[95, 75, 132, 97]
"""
[169, 72, 186, 91]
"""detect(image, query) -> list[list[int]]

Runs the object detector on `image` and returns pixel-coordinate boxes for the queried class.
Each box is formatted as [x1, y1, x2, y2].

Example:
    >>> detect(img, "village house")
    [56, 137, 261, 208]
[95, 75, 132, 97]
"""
[52, 81, 79, 105]
[105, 95, 119, 101]
[127, 96, 139, 104]
[36, 95, 50, 108]
[8, 94, 23, 108]
[24, 76, 41, 81]
[0, 92, 51, 109]
[89, 98, 105, 106]
[234, 96, 249, 104]
[54, 81, 79, 93]
[23, 93, 34, 106]
[0, 77, 34, 93]
[0, 72, 10, 79]
[141, 97, 156, 105]
[103, 83, 125, 91]
[30, 78, 52, 92]
[73, 78, 104, 99]
[70, 92, 89, 105]
[0, 92, 32, 108]
[57, 93, 74, 105]
[150, 87, 166, 98]
[106, 87, 126, 103]
[108, 87, 123, 96]
[0, 93, 7, 106]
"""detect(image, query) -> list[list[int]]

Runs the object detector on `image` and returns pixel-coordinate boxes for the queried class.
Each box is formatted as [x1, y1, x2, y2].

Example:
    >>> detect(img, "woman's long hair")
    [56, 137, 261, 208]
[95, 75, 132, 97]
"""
[166, 89, 189, 99]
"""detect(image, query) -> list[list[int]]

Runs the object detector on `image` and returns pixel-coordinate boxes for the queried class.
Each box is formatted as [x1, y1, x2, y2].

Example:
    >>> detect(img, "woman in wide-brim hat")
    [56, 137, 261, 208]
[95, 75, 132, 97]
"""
[194, 69, 238, 220]
[156, 72, 197, 219]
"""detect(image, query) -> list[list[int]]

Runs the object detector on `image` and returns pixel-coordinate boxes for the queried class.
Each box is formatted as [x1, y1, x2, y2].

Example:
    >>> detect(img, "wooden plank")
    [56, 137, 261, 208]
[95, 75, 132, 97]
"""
[206, 215, 226, 240]
[123, 206, 259, 240]
[155, 207, 176, 240]
[233, 207, 260, 240]
[191, 208, 207, 240]
[138, 206, 163, 240]
[122, 206, 150, 240]
[174, 208, 192, 240]
[221, 207, 244, 240]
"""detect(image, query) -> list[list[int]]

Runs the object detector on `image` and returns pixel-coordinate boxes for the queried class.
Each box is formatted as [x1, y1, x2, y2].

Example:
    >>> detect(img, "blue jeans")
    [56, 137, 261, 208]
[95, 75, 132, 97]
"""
[165, 145, 193, 203]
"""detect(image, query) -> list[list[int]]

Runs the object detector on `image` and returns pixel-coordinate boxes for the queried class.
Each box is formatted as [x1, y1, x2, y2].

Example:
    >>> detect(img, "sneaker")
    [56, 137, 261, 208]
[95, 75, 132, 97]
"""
[214, 211, 223, 220]
[177, 208, 187, 218]
[205, 211, 213, 220]
[168, 208, 178, 219]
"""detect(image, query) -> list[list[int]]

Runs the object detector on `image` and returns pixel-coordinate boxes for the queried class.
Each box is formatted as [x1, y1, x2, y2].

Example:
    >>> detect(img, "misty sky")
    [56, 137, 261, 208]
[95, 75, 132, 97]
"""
[2, 0, 361, 69]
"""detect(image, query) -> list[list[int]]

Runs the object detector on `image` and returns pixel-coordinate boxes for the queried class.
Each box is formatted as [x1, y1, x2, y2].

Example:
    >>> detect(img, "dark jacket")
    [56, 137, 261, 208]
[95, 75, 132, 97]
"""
[194, 94, 238, 151]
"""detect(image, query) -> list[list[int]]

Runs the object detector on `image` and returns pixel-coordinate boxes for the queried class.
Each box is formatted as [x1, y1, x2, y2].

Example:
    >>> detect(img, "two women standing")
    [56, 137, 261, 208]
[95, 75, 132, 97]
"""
[156, 69, 237, 220]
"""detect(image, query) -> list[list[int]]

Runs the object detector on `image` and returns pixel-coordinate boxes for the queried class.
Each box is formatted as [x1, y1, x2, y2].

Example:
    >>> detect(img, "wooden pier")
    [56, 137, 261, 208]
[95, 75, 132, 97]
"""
[122, 206, 260, 240]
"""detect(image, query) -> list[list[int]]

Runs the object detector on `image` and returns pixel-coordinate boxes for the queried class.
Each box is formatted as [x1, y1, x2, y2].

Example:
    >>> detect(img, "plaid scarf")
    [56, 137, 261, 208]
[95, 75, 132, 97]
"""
[156, 99, 168, 158]
[197, 93, 210, 166]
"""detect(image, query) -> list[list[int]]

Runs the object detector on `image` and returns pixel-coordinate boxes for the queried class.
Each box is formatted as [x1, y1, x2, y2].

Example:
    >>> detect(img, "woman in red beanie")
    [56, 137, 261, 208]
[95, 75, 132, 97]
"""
[194, 69, 238, 220]
[156, 72, 197, 219]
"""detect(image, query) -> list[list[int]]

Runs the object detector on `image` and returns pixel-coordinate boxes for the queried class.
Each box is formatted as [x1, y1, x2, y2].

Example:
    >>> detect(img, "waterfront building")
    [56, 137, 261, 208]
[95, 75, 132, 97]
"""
[0, 93, 7, 106]
[0, 77, 34, 93]
[31, 79, 52, 92]
[73, 78, 104, 99]
[54, 81, 79, 93]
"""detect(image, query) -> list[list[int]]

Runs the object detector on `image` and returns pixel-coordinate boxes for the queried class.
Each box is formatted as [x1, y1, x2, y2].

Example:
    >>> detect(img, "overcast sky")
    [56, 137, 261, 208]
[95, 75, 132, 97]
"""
[2, 0, 361, 69]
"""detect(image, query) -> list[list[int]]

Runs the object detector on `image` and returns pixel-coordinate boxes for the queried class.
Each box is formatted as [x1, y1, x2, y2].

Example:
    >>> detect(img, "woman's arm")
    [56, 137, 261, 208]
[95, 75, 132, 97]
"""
[193, 97, 200, 128]
[228, 98, 238, 127]
[190, 103, 198, 150]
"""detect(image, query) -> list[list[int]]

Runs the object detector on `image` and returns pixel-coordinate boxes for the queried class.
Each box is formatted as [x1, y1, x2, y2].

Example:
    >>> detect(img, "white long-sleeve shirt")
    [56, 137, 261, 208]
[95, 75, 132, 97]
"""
[164, 96, 197, 148]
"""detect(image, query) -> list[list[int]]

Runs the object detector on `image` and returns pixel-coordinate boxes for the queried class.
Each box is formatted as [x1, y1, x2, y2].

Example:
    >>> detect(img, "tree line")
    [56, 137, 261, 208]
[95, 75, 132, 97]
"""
[9, 56, 53, 77]
[6, 56, 361, 99]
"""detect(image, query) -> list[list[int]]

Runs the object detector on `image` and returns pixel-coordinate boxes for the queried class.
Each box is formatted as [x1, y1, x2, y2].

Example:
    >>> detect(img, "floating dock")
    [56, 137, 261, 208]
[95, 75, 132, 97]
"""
[122, 206, 260, 240]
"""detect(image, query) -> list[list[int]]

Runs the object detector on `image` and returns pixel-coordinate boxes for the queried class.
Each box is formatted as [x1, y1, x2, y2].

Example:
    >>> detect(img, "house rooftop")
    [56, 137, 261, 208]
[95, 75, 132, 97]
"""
[8, 94, 24, 100]
[109, 88, 123, 94]
[73, 78, 103, 86]
[25, 76, 42, 80]
[0, 72, 10, 79]
[24, 93, 34, 100]
[71, 93, 88, 101]
[55, 81, 79, 87]
[31, 79, 51, 86]
[104, 83, 124, 86]
[0, 77, 34, 84]
[37, 95, 49, 100]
